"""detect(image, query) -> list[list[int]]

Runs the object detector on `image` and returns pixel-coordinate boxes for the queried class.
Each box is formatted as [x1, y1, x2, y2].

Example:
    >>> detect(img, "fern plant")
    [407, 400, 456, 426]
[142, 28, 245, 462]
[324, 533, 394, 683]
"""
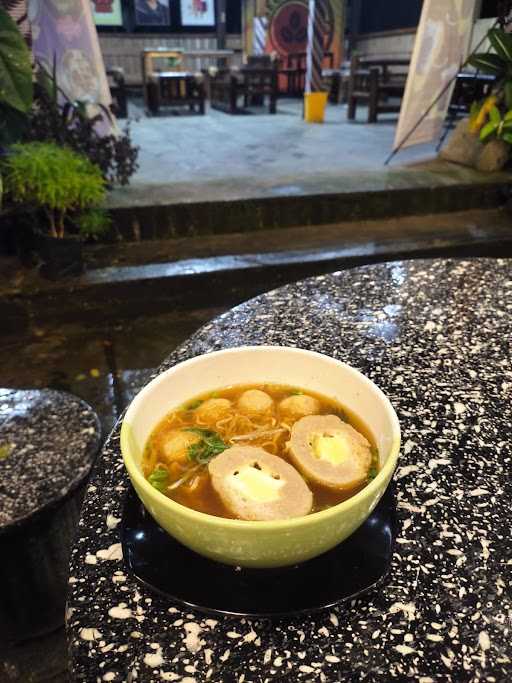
[3, 142, 106, 238]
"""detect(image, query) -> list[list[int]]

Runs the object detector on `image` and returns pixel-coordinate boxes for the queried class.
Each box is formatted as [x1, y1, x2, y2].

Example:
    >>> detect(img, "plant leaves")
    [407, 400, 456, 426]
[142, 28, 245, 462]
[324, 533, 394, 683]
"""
[502, 131, 512, 143]
[489, 105, 501, 124]
[505, 82, 512, 110]
[0, 7, 33, 113]
[0, 102, 28, 145]
[488, 28, 512, 63]
[480, 120, 498, 141]
[504, 108, 512, 121]
[468, 53, 506, 75]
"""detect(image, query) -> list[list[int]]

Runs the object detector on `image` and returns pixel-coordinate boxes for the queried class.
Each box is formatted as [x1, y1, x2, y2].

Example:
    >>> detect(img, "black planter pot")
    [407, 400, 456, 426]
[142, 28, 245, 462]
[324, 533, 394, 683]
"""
[37, 234, 84, 280]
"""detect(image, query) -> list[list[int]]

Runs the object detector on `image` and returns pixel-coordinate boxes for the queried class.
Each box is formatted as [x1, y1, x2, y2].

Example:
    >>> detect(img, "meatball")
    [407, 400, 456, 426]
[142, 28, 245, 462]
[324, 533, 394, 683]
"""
[287, 415, 372, 490]
[237, 389, 274, 415]
[279, 394, 320, 420]
[196, 398, 232, 425]
[159, 429, 201, 465]
[208, 446, 312, 521]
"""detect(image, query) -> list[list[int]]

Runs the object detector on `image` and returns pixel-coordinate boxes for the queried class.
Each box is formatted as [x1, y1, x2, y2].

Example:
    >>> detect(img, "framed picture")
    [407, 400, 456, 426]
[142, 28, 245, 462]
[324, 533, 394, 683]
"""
[180, 0, 215, 27]
[134, 0, 171, 26]
[91, 0, 123, 26]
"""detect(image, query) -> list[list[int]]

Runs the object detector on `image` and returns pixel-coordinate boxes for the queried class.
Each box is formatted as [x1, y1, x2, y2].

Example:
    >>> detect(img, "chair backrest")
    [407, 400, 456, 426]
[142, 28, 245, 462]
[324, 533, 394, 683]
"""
[142, 48, 184, 82]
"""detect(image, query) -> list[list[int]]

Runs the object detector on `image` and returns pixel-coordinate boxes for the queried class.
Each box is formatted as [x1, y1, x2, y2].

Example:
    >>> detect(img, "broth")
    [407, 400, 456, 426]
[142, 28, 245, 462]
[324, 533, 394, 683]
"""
[142, 383, 379, 519]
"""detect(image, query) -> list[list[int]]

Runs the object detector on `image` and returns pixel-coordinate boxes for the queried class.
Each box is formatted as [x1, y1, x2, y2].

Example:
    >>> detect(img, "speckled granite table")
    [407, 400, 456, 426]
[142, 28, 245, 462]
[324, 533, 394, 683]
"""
[67, 259, 512, 683]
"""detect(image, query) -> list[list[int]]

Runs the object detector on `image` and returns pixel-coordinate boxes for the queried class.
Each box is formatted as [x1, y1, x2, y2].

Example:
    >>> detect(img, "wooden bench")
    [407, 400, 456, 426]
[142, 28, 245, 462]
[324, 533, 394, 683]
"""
[347, 56, 409, 123]
[209, 58, 278, 114]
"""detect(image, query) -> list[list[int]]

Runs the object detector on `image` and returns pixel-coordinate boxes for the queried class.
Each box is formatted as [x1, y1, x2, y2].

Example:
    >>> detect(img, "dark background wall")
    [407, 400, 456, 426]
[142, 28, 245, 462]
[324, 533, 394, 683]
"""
[354, 0, 498, 35]
[357, 0, 423, 34]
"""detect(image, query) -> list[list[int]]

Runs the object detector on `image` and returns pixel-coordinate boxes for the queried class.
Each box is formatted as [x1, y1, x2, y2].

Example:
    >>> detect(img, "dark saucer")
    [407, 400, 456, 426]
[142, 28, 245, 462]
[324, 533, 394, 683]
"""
[121, 484, 398, 618]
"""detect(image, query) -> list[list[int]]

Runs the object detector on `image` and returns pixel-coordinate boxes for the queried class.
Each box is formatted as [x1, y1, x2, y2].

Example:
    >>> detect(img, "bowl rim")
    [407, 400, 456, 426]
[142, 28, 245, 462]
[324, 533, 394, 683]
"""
[121, 345, 401, 531]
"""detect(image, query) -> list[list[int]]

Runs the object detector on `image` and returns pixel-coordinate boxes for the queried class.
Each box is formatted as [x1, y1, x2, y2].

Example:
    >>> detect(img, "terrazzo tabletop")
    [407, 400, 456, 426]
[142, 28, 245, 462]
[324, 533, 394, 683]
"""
[67, 258, 512, 683]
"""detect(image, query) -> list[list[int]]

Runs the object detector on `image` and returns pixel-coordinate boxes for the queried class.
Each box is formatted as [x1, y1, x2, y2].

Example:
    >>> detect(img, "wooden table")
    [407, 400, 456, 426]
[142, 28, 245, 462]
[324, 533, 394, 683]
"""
[146, 70, 205, 115]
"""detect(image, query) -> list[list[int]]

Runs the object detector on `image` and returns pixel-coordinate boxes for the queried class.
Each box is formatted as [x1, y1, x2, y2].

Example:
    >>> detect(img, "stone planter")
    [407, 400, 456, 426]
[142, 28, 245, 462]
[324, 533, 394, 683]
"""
[439, 118, 510, 172]
[0, 389, 101, 644]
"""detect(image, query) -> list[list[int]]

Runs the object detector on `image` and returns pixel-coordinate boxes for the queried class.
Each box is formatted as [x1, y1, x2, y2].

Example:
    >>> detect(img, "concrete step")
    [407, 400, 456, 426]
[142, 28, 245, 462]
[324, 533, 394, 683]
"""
[106, 162, 512, 240]
[3, 208, 512, 332]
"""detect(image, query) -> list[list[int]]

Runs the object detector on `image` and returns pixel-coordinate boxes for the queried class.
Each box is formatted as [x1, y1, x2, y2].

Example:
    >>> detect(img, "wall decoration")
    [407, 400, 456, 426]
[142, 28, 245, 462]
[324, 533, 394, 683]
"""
[91, 0, 123, 26]
[242, 0, 344, 68]
[180, 0, 214, 26]
[134, 0, 170, 26]
[394, 0, 478, 150]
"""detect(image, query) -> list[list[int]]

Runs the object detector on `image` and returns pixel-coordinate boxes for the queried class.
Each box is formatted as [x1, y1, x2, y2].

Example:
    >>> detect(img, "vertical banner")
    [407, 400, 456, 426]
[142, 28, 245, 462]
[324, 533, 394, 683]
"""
[28, 0, 113, 128]
[394, 0, 477, 150]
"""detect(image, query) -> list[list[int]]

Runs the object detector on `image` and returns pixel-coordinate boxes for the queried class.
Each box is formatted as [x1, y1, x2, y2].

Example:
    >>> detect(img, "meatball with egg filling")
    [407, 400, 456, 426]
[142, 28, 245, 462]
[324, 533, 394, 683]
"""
[209, 445, 313, 521]
[287, 415, 372, 490]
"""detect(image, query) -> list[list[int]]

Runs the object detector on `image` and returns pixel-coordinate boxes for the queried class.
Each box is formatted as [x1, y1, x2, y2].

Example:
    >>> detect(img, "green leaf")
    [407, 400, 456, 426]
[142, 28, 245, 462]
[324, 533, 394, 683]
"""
[488, 28, 512, 63]
[184, 428, 227, 465]
[148, 466, 169, 492]
[504, 82, 512, 110]
[0, 443, 14, 460]
[489, 105, 501, 124]
[504, 108, 512, 121]
[468, 53, 507, 75]
[480, 120, 498, 141]
[185, 399, 203, 410]
[501, 131, 512, 144]
[0, 7, 33, 113]
[0, 102, 28, 145]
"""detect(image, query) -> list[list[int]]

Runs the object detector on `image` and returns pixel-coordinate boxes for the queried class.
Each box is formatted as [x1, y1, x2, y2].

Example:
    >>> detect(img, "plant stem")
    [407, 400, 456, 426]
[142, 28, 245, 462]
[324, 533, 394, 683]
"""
[57, 209, 65, 238]
[46, 208, 57, 238]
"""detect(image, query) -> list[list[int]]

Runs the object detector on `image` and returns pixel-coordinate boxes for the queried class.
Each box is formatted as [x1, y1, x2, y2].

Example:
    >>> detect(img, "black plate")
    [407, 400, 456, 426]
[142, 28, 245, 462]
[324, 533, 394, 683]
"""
[121, 484, 398, 618]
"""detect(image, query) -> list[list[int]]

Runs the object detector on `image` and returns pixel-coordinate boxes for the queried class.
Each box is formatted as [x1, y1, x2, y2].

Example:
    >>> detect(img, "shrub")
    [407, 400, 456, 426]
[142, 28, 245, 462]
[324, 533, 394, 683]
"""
[3, 142, 106, 238]
[27, 64, 139, 187]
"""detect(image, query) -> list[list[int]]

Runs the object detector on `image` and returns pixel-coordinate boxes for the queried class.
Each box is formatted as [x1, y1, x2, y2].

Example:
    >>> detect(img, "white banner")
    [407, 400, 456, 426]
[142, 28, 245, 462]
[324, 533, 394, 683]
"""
[394, 0, 478, 150]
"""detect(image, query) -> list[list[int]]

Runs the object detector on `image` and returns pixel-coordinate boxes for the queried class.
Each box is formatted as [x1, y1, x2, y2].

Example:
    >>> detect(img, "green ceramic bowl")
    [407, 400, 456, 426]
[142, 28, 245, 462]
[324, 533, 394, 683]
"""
[121, 346, 401, 568]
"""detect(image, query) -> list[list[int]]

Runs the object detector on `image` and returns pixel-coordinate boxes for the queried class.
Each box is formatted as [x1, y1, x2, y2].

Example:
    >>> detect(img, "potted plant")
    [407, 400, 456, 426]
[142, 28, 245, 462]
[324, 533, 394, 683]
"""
[466, 27, 512, 168]
[2, 142, 108, 278]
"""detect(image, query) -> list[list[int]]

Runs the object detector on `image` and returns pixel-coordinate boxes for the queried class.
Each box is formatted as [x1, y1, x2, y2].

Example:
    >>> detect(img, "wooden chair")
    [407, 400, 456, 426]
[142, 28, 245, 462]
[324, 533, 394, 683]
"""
[210, 59, 278, 114]
[347, 55, 409, 123]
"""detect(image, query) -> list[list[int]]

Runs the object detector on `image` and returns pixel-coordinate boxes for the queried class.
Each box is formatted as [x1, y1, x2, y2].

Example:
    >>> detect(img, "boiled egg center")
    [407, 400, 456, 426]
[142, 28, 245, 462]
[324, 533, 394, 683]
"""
[227, 465, 284, 503]
[311, 431, 351, 465]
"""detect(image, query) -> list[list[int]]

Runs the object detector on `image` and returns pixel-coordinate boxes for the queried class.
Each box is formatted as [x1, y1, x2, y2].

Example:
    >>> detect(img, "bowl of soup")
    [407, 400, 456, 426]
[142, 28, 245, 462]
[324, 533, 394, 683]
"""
[121, 346, 400, 568]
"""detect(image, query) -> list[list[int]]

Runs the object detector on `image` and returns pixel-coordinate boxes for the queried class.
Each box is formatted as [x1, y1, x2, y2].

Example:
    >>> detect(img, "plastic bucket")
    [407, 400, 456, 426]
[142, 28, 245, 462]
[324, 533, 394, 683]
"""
[304, 91, 328, 123]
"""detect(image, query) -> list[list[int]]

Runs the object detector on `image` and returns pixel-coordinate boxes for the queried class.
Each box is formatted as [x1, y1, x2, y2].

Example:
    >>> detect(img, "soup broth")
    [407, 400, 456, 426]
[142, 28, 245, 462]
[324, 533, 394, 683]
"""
[142, 384, 379, 519]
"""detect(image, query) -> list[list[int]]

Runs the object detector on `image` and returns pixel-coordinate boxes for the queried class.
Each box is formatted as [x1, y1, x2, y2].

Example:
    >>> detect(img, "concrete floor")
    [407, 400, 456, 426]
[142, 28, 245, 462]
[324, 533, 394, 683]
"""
[127, 99, 440, 186]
